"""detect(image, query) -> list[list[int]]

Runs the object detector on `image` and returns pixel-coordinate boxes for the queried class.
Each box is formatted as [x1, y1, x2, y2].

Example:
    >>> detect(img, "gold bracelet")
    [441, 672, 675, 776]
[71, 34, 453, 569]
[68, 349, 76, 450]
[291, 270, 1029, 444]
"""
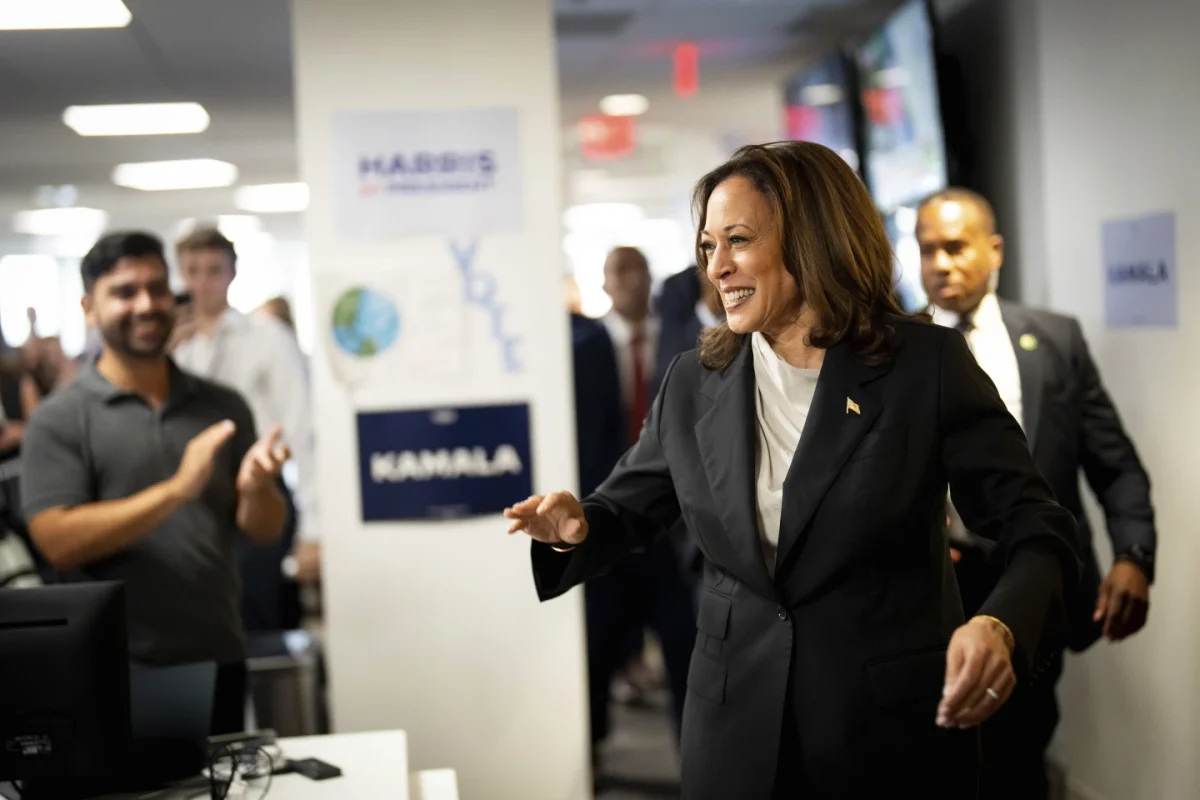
[971, 615, 1015, 654]
[550, 543, 577, 554]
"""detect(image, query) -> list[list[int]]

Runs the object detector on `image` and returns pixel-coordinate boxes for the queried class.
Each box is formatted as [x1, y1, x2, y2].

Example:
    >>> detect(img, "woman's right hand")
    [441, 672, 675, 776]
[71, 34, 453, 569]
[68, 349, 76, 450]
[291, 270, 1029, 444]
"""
[504, 491, 589, 548]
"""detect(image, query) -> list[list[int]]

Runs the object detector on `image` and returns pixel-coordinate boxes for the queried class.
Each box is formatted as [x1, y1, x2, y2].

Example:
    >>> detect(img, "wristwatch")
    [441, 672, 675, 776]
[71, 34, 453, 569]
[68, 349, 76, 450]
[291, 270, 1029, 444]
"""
[1116, 544, 1155, 583]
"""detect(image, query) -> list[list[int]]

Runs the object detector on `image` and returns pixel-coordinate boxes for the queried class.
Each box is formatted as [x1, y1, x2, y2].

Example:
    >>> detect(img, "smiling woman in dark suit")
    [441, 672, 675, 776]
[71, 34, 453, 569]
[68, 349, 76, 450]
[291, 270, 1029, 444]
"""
[505, 142, 1079, 799]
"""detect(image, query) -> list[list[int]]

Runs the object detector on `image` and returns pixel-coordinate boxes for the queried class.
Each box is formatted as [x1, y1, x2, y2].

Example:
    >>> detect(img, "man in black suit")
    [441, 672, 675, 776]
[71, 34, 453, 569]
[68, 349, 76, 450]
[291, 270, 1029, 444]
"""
[567, 260, 695, 777]
[654, 266, 724, 393]
[917, 188, 1156, 800]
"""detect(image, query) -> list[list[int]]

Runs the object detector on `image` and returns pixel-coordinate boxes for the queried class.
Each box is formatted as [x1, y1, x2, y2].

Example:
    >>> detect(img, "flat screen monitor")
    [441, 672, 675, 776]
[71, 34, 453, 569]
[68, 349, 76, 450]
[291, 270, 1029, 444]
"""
[0, 582, 130, 788]
[784, 52, 859, 172]
[855, 0, 947, 212]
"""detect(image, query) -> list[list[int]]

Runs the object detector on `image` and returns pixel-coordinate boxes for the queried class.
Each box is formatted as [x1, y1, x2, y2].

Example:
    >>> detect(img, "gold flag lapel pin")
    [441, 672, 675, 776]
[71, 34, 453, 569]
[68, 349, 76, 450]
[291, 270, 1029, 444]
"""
[846, 397, 861, 415]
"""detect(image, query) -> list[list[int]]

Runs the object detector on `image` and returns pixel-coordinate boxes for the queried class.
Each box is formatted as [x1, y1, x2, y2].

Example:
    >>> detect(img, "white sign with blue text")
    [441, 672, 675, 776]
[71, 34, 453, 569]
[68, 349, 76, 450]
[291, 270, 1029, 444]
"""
[1103, 211, 1176, 327]
[357, 403, 533, 522]
[331, 107, 523, 240]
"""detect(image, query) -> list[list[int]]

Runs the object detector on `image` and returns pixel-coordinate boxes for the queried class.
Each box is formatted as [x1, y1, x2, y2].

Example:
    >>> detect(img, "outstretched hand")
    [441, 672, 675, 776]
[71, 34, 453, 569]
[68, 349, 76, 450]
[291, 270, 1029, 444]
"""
[503, 491, 588, 548]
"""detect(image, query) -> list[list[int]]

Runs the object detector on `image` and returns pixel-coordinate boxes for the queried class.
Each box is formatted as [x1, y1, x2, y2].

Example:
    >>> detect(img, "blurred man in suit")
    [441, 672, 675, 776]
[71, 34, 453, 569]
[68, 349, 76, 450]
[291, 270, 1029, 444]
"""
[654, 265, 724, 393]
[917, 188, 1156, 800]
[578, 248, 695, 778]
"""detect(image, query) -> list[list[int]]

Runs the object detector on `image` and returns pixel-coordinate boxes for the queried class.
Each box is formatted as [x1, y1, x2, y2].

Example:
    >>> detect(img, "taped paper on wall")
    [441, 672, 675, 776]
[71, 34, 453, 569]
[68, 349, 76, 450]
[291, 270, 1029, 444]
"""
[317, 265, 468, 394]
[330, 106, 524, 240]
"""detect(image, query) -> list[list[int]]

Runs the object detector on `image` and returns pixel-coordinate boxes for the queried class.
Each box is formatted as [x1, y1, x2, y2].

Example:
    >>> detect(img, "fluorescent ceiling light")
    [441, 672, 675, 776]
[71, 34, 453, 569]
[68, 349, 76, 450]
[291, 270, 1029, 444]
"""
[800, 84, 844, 107]
[599, 94, 649, 117]
[0, 0, 131, 30]
[216, 215, 263, 241]
[562, 202, 644, 232]
[112, 159, 239, 191]
[63, 102, 209, 137]
[13, 207, 108, 237]
[234, 183, 309, 213]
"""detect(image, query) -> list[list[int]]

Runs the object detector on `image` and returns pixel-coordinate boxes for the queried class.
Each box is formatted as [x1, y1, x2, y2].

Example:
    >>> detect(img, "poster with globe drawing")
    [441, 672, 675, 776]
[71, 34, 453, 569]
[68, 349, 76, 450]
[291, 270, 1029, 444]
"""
[316, 264, 469, 399]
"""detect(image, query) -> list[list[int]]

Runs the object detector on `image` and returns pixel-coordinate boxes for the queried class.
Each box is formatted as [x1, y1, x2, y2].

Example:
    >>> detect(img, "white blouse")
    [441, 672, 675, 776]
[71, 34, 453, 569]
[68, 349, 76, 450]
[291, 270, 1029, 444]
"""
[750, 332, 821, 575]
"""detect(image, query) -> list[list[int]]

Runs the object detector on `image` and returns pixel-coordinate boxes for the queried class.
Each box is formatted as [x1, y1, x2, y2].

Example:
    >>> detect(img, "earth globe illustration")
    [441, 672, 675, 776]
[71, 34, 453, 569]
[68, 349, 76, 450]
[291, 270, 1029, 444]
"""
[331, 286, 400, 358]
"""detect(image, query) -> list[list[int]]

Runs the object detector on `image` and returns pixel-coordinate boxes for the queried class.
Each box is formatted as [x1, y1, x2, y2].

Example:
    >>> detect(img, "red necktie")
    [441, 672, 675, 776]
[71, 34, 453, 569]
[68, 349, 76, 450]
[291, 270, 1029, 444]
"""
[628, 329, 649, 446]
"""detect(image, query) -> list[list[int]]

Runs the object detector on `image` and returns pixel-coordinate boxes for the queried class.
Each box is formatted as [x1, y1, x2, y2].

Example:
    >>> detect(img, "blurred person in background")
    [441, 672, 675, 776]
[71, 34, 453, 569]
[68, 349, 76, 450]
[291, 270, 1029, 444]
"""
[256, 295, 296, 334]
[917, 188, 1156, 800]
[655, 264, 725, 391]
[654, 266, 727, 599]
[172, 228, 321, 635]
[507, 142, 1079, 799]
[19, 231, 289, 734]
[583, 246, 696, 770]
[12, 307, 79, 414]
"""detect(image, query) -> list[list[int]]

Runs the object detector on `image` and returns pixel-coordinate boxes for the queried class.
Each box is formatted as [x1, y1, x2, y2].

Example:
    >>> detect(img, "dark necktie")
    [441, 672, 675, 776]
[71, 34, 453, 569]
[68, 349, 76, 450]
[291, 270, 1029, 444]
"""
[954, 312, 975, 336]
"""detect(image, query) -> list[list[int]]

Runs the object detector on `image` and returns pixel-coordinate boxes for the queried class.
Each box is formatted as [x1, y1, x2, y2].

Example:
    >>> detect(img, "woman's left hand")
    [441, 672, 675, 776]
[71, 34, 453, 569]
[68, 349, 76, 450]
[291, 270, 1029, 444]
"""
[936, 616, 1016, 728]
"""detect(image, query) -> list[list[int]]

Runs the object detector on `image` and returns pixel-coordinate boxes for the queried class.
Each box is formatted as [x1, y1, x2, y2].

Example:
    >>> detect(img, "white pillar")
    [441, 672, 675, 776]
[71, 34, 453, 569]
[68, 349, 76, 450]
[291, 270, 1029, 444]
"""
[291, 2, 590, 798]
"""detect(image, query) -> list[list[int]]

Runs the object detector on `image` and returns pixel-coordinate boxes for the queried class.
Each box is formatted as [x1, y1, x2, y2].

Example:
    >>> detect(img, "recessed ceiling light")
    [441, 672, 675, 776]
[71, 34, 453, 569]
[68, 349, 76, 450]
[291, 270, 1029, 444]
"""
[0, 0, 131, 30]
[800, 84, 844, 107]
[63, 103, 210, 137]
[234, 183, 309, 213]
[599, 94, 649, 117]
[13, 207, 108, 237]
[112, 159, 239, 191]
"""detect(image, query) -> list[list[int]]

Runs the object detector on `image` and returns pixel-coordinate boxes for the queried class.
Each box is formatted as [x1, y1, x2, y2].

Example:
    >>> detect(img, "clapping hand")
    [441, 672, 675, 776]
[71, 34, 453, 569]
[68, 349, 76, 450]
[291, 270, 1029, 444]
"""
[503, 491, 589, 548]
[237, 425, 291, 494]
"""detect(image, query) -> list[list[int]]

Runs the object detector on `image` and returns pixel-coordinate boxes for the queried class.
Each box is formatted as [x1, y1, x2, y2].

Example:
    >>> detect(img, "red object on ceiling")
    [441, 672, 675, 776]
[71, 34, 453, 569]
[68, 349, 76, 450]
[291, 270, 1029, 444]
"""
[579, 114, 636, 161]
[673, 42, 699, 98]
[785, 105, 819, 140]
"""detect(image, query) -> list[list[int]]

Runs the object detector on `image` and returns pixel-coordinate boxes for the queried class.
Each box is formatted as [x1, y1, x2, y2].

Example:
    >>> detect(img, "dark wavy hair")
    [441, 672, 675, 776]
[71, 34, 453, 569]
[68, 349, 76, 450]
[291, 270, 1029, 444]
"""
[693, 141, 922, 370]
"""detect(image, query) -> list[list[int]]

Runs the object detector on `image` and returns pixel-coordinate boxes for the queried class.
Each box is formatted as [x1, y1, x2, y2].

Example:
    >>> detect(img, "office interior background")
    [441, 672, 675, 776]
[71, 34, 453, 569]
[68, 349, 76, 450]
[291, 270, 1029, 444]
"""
[0, 0, 1195, 798]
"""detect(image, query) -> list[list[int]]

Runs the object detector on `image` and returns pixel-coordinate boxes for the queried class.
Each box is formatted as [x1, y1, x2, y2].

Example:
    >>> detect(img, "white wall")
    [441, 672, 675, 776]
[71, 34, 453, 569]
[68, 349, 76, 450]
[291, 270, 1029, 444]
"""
[292, 1, 589, 798]
[1034, 2, 1200, 797]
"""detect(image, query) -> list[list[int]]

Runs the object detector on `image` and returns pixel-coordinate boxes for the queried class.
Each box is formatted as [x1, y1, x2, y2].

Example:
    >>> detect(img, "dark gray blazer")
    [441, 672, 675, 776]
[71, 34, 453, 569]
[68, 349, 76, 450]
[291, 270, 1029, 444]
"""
[532, 318, 1079, 798]
[997, 301, 1156, 650]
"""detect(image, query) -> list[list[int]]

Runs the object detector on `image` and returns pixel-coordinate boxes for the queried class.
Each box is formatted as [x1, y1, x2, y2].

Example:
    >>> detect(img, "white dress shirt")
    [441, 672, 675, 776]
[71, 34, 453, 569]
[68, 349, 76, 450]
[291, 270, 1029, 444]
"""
[600, 311, 659, 411]
[173, 309, 320, 542]
[695, 300, 722, 330]
[751, 331, 820, 575]
[931, 293, 1024, 430]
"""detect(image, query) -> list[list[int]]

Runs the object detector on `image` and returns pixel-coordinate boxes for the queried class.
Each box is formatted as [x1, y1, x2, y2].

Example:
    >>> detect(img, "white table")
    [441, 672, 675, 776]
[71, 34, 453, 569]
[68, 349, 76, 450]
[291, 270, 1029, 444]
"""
[269, 730, 410, 799]
[79, 729, 413, 800]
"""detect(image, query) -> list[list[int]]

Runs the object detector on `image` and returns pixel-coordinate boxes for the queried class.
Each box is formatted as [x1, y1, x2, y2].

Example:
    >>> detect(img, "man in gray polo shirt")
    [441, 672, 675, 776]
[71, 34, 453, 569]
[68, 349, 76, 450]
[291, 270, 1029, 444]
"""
[20, 231, 290, 734]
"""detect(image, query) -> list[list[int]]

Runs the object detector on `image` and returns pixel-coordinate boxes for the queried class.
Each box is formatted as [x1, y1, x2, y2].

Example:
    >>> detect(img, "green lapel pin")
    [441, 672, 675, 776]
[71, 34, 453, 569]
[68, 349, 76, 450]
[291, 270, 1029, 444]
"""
[1019, 333, 1038, 352]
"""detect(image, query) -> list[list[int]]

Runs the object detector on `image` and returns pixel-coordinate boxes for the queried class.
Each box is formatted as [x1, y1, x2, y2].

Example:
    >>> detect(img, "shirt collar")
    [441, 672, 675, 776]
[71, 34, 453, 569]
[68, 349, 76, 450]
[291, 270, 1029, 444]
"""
[79, 357, 200, 405]
[602, 311, 657, 344]
[695, 301, 722, 330]
[931, 292, 1003, 332]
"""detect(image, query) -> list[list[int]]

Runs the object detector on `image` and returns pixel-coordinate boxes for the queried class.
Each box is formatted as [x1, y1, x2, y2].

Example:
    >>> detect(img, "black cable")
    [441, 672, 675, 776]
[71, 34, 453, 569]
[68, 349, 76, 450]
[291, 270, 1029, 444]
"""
[252, 746, 274, 800]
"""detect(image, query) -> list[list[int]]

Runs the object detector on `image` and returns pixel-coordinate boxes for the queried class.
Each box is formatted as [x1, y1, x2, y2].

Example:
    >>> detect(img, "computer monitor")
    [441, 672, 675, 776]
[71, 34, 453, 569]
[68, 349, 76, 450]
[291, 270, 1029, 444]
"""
[0, 582, 131, 785]
[854, 0, 948, 212]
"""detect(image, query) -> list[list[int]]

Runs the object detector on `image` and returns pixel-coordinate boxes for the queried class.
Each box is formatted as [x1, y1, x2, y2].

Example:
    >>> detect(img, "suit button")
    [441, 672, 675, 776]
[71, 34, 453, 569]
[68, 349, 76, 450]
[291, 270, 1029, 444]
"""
[777, 606, 788, 621]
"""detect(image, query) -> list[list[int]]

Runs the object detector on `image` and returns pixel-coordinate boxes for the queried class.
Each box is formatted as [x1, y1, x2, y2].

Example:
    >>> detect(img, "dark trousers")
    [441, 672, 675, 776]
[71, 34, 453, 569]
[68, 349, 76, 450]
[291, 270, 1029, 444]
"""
[956, 547, 1061, 800]
[237, 482, 301, 633]
[585, 537, 696, 745]
[211, 661, 248, 735]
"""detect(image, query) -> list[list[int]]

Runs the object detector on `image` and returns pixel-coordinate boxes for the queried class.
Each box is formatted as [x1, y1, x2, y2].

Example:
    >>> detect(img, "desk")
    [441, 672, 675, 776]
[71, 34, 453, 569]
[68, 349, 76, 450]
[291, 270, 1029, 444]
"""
[268, 730, 409, 799]
[68, 730, 411, 800]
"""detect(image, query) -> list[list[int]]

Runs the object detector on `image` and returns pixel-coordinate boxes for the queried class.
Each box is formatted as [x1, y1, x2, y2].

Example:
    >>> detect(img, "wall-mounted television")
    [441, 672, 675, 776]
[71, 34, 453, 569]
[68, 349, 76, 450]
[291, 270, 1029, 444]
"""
[783, 51, 860, 173]
[854, 0, 947, 212]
